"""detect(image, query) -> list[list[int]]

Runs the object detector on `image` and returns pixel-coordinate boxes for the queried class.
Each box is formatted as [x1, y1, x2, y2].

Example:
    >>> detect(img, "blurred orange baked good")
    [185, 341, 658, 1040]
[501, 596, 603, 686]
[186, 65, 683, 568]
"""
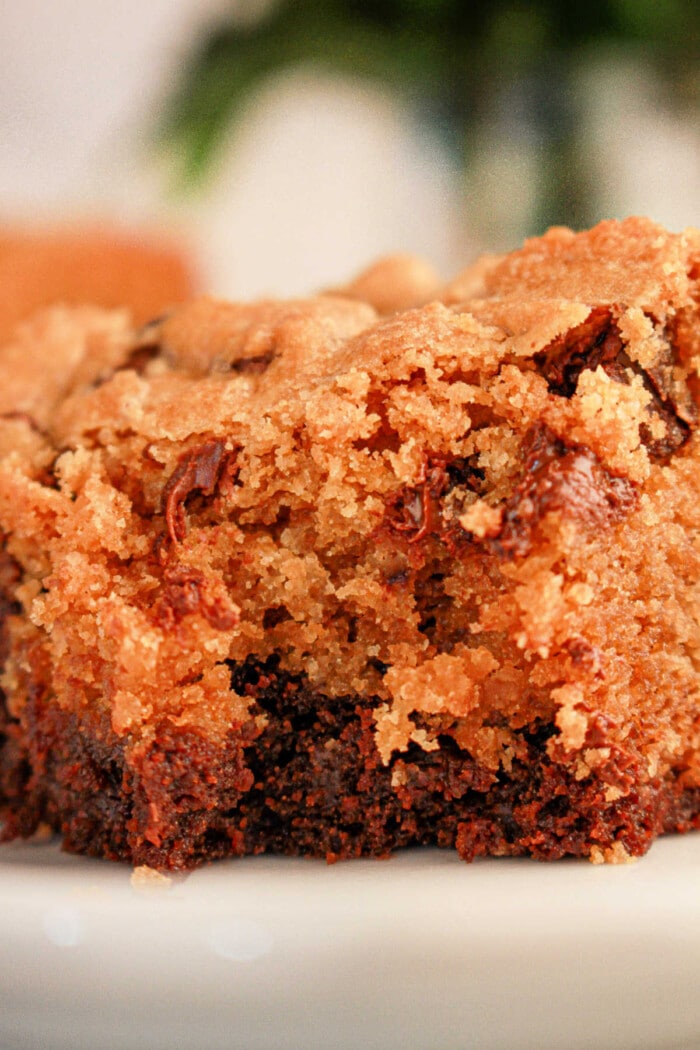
[0, 226, 196, 340]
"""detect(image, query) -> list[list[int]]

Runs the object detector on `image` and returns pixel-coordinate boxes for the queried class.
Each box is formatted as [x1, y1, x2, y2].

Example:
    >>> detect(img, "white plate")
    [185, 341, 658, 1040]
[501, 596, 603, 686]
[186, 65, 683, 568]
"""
[1, 834, 699, 1050]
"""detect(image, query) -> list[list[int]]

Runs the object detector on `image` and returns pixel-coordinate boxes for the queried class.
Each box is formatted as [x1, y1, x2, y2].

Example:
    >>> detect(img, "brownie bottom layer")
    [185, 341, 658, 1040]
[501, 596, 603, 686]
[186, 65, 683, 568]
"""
[2, 656, 699, 869]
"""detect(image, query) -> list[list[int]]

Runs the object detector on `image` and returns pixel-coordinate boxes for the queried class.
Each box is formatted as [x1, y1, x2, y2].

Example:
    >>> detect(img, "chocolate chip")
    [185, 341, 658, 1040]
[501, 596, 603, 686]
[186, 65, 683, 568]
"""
[535, 308, 691, 461]
[534, 308, 621, 398]
[386, 454, 484, 543]
[490, 424, 637, 558]
[162, 440, 232, 543]
[227, 351, 275, 375]
[262, 605, 293, 629]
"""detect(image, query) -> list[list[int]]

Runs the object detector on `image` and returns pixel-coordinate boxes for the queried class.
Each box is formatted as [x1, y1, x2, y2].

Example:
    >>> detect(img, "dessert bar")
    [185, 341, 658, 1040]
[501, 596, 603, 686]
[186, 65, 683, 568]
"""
[1, 218, 698, 867]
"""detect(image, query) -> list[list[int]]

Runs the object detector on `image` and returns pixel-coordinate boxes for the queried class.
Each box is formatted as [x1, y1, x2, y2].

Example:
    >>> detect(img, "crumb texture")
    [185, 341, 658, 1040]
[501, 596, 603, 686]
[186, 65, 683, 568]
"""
[1, 217, 699, 868]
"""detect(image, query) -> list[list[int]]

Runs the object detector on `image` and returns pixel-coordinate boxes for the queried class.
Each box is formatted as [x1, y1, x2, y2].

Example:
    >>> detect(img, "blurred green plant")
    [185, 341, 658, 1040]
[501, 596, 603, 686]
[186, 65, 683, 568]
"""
[160, 0, 699, 235]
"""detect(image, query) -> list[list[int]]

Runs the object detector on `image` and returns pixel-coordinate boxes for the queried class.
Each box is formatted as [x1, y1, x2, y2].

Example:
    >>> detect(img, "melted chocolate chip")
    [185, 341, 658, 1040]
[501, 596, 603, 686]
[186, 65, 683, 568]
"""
[386, 461, 445, 543]
[162, 440, 231, 543]
[491, 424, 637, 558]
[387, 454, 484, 543]
[227, 351, 275, 375]
[88, 341, 163, 392]
[118, 343, 162, 376]
[535, 308, 691, 461]
[535, 308, 622, 398]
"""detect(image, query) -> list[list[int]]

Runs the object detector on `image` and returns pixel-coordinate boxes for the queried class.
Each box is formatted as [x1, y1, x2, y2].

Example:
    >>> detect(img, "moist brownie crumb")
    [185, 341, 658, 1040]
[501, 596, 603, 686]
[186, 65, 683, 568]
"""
[0, 217, 699, 868]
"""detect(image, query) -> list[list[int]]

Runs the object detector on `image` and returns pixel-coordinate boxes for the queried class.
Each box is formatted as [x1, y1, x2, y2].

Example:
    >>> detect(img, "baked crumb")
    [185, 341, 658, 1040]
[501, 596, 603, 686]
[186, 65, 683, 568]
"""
[589, 842, 637, 866]
[130, 865, 174, 890]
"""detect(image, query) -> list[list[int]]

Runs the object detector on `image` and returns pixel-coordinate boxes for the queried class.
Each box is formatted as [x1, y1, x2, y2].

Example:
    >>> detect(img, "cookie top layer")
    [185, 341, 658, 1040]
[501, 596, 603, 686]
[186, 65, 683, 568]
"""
[0, 217, 698, 792]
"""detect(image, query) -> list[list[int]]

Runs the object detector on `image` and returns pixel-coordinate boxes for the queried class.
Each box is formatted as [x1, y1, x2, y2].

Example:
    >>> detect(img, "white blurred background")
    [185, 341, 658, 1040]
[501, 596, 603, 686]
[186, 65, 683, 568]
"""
[1, 0, 698, 299]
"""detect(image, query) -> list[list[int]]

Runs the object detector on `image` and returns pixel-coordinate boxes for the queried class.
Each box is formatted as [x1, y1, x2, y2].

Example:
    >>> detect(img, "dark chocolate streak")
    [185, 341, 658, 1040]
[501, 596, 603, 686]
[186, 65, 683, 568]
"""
[227, 351, 275, 375]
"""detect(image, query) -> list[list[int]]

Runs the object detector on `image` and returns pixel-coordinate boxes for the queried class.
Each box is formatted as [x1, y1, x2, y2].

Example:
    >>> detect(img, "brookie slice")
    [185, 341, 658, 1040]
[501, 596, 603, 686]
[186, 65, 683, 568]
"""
[0, 217, 699, 868]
